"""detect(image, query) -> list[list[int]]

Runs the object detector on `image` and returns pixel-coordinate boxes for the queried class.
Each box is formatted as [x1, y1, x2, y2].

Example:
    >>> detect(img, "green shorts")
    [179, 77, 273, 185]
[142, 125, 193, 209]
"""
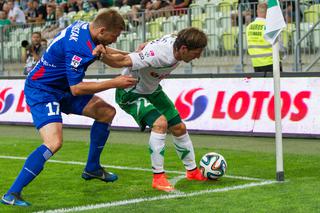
[115, 86, 181, 130]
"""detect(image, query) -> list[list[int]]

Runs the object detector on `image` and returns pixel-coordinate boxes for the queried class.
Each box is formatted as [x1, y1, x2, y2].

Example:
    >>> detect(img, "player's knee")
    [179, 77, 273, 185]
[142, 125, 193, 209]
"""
[99, 105, 116, 123]
[152, 116, 168, 133]
[53, 142, 63, 153]
[109, 107, 116, 120]
[170, 122, 187, 137]
[84, 97, 116, 123]
[104, 106, 116, 122]
[45, 140, 63, 154]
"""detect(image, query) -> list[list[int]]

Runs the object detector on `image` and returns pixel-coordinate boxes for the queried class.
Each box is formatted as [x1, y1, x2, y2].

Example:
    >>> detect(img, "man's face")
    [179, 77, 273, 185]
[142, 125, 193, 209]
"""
[7, 2, 13, 10]
[0, 12, 5, 19]
[2, 4, 9, 13]
[31, 33, 41, 45]
[41, 41, 47, 47]
[179, 46, 203, 63]
[146, 2, 152, 10]
[33, 1, 38, 8]
[46, 6, 54, 14]
[27, 1, 33, 9]
[96, 28, 122, 46]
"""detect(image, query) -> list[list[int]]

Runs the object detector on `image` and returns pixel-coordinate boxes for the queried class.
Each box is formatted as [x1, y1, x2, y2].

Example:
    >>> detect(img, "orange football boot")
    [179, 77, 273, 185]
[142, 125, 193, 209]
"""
[152, 173, 175, 192]
[186, 168, 208, 181]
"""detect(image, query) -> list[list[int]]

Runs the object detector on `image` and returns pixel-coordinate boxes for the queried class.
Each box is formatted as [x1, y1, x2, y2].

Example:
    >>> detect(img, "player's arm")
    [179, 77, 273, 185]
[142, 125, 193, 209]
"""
[105, 46, 129, 55]
[100, 53, 133, 68]
[66, 45, 137, 96]
[93, 44, 157, 70]
[93, 44, 132, 68]
[69, 75, 137, 96]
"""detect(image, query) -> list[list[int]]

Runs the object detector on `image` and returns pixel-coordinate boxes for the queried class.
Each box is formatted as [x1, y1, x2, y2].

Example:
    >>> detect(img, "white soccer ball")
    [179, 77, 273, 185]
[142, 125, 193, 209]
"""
[199, 152, 227, 180]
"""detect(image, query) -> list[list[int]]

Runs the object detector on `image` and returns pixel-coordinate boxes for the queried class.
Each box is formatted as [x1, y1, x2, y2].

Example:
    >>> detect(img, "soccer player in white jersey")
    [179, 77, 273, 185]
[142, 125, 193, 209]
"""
[94, 27, 208, 192]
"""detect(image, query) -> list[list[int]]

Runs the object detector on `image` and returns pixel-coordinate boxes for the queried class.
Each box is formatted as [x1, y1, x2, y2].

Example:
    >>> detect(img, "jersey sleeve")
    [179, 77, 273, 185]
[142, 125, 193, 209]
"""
[129, 44, 171, 70]
[65, 42, 93, 86]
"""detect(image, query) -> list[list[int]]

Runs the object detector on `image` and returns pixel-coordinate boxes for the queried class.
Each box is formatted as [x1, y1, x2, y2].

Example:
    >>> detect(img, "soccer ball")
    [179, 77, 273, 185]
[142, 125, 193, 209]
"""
[199, 152, 227, 180]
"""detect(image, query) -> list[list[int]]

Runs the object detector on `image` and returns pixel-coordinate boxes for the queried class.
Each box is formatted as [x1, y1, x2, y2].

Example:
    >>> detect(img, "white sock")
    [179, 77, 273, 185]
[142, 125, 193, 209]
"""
[149, 131, 166, 174]
[172, 132, 197, 171]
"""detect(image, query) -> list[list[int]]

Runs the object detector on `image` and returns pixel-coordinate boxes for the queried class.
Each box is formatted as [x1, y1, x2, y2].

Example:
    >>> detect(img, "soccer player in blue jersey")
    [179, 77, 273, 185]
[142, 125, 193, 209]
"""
[1, 9, 137, 206]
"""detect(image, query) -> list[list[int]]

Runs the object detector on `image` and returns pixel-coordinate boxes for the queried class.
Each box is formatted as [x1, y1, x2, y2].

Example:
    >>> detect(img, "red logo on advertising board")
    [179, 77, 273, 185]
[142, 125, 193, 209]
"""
[175, 88, 208, 121]
[16, 91, 30, 113]
[0, 88, 14, 114]
[0, 88, 30, 114]
[212, 91, 311, 121]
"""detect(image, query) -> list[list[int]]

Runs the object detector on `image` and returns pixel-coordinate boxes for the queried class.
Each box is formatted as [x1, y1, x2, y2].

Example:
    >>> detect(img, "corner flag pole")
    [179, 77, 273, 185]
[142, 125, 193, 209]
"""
[264, 0, 286, 181]
[272, 40, 284, 181]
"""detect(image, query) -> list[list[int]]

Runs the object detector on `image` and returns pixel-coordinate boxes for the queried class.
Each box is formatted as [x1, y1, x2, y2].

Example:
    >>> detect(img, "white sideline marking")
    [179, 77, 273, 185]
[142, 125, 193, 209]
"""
[168, 175, 186, 194]
[35, 180, 277, 213]
[0, 155, 278, 213]
[169, 175, 185, 186]
[0, 155, 268, 181]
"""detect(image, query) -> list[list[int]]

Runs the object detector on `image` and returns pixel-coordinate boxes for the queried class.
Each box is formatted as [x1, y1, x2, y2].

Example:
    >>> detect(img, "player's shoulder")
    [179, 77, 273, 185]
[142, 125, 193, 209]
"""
[65, 21, 94, 56]
[146, 35, 175, 54]
[66, 21, 90, 45]
[149, 34, 176, 47]
[147, 35, 176, 62]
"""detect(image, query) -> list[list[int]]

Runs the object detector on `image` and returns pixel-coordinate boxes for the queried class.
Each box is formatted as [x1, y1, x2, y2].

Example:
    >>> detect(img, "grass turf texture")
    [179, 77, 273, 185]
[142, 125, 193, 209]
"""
[0, 125, 319, 212]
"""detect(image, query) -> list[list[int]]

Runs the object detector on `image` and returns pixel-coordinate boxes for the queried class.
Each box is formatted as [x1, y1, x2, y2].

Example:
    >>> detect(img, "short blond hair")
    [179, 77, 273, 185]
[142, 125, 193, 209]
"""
[92, 9, 125, 32]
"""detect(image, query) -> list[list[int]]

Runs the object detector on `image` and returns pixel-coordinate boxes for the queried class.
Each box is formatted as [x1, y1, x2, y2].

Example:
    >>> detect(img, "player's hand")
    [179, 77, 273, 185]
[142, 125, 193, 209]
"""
[92, 44, 107, 59]
[112, 75, 138, 89]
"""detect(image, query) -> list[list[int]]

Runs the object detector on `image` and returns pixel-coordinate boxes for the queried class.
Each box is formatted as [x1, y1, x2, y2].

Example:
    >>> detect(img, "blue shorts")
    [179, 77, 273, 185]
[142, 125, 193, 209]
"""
[25, 84, 93, 129]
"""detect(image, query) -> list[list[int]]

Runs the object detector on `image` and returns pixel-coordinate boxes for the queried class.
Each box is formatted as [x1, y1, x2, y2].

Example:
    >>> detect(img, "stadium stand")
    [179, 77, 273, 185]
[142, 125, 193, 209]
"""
[313, 24, 320, 49]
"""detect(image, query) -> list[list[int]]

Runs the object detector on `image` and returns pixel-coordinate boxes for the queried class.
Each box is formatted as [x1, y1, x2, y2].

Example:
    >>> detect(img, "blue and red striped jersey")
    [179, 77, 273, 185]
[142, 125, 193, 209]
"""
[25, 21, 97, 95]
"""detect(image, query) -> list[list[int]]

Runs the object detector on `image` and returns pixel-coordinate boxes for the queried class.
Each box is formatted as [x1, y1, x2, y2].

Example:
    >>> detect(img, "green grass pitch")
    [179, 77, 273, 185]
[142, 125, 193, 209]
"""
[0, 125, 319, 213]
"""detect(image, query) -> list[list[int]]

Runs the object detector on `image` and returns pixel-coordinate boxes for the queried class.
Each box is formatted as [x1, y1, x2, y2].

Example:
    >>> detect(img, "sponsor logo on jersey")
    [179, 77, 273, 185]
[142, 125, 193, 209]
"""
[144, 50, 155, 58]
[40, 57, 56, 68]
[150, 71, 170, 80]
[175, 88, 208, 121]
[0, 88, 15, 114]
[71, 55, 82, 68]
[138, 52, 144, 60]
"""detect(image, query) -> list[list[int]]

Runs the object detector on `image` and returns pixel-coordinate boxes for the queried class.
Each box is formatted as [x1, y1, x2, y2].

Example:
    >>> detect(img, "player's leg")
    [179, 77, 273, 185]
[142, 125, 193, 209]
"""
[169, 122, 207, 181]
[149, 115, 176, 192]
[150, 87, 207, 181]
[82, 96, 118, 182]
[2, 98, 63, 206]
[150, 115, 167, 174]
[115, 89, 174, 192]
[82, 96, 115, 172]
[61, 94, 117, 182]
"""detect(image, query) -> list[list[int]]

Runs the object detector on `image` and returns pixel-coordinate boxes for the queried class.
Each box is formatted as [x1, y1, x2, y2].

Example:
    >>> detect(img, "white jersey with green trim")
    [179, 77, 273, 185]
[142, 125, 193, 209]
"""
[122, 34, 180, 94]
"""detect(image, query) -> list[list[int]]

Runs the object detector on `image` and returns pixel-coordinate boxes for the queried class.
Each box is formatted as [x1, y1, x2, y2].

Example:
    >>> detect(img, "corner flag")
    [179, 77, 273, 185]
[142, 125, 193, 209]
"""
[264, 0, 286, 182]
[264, 0, 286, 44]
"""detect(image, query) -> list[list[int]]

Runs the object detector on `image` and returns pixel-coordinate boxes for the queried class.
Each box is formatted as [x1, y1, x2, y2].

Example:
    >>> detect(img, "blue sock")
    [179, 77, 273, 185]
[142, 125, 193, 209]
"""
[85, 121, 110, 172]
[7, 144, 53, 195]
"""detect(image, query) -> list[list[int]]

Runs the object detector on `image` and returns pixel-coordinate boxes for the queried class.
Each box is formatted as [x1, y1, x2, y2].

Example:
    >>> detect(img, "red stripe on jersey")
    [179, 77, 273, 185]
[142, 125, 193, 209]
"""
[31, 66, 45, 80]
[86, 40, 93, 52]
